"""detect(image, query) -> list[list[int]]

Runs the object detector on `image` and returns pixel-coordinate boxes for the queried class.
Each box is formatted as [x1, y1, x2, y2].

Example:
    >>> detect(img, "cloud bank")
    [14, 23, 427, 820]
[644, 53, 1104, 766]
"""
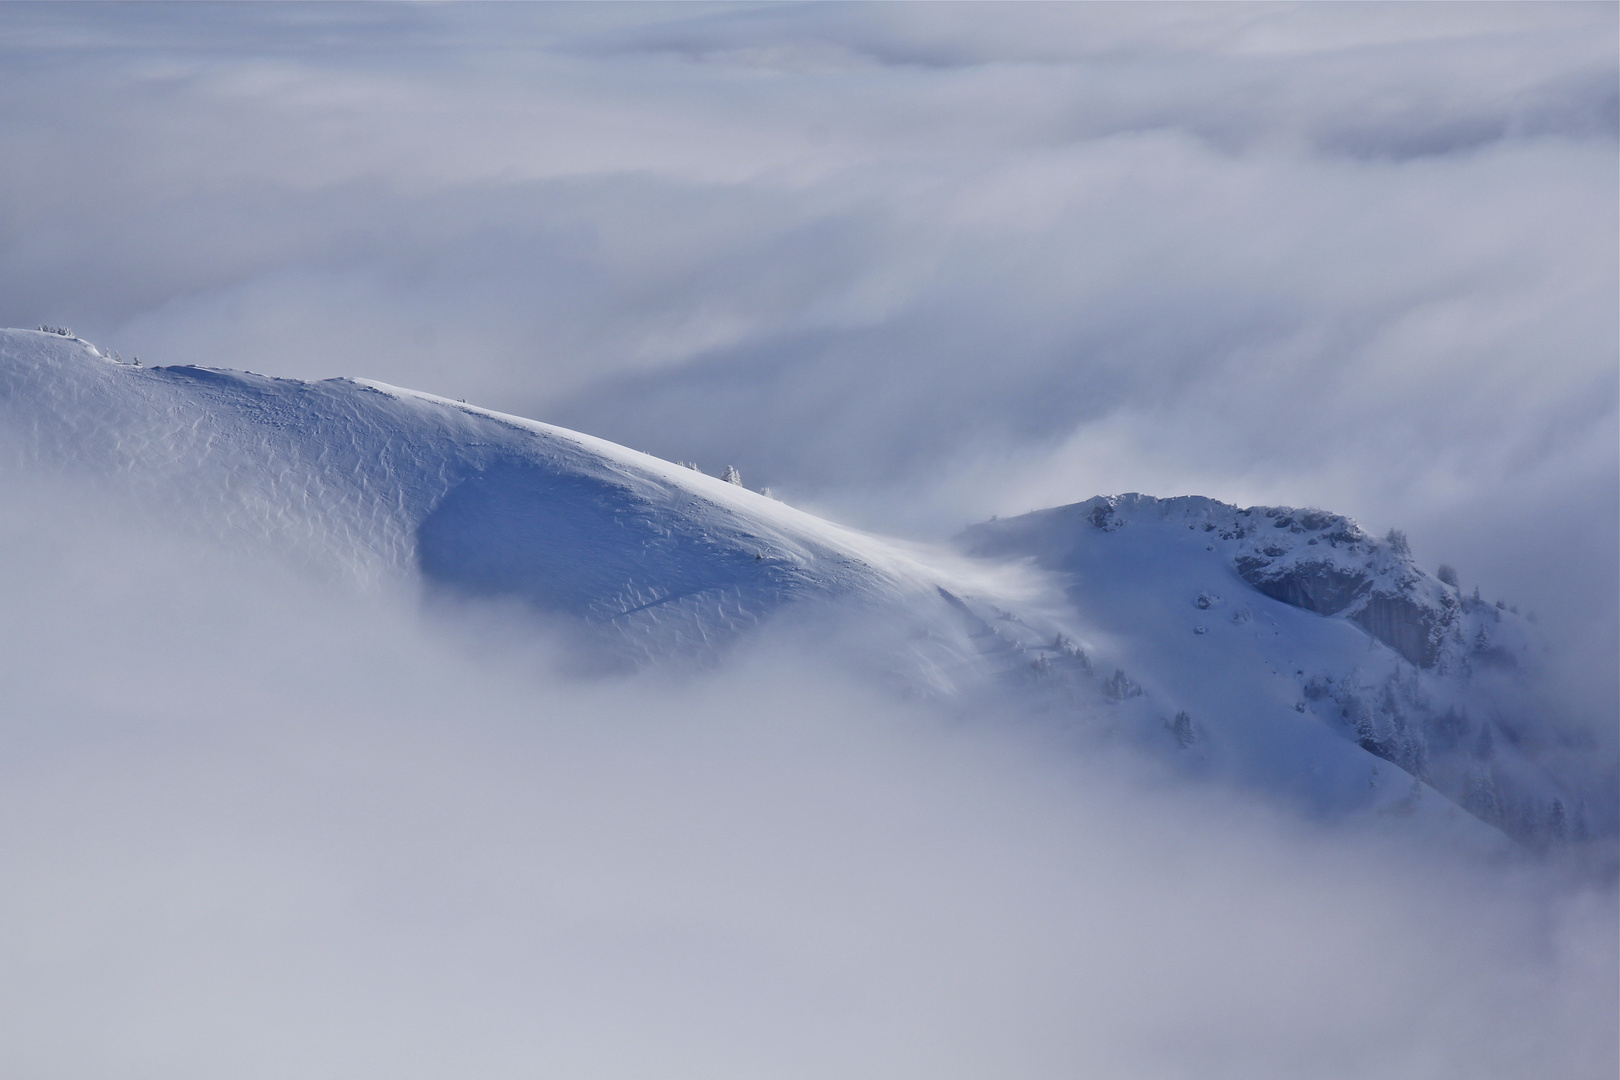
[0, 471, 1614, 1079]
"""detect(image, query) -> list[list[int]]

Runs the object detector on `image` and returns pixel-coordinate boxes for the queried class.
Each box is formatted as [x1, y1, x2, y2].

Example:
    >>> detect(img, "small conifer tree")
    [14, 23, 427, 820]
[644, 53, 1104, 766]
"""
[1547, 799, 1568, 844]
[1172, 710, 1195, 748]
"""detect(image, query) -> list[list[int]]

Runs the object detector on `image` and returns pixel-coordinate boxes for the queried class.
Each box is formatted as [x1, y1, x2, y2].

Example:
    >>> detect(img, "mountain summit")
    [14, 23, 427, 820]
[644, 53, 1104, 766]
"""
[961, 495, 1608, 853]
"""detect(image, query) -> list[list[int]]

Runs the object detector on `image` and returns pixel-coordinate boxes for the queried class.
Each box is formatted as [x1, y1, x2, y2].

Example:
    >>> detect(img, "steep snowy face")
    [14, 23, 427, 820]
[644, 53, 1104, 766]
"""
[960, 496, 1611, 856]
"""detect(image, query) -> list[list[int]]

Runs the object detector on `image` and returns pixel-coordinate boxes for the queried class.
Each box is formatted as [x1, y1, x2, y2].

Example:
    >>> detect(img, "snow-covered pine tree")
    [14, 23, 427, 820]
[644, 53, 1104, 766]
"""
[1171, 710, 1195, 749]
[1548, 799, 1568, 845]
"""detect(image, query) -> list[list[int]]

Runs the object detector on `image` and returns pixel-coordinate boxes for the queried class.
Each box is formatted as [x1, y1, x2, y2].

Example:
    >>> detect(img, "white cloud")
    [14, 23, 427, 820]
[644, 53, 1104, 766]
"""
[0, 9, 1614, 1070]
[0, 472, 1612, 1079]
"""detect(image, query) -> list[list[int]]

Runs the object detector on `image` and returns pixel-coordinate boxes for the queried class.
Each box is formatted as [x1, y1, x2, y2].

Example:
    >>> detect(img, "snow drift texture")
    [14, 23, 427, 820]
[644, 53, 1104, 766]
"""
[0, 328, 1609, 856]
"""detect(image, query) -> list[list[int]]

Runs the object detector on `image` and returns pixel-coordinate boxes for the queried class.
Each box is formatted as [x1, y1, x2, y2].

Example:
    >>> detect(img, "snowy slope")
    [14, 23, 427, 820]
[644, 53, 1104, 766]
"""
[960, 495, 1613, 853]
[0, 328, 1015, 686]
[1, 327, 1603, 851]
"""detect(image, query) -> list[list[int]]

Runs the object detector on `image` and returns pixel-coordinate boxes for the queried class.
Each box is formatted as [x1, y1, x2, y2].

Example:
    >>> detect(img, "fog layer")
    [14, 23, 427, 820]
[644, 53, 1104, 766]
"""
[1, 469, 1613, 1080]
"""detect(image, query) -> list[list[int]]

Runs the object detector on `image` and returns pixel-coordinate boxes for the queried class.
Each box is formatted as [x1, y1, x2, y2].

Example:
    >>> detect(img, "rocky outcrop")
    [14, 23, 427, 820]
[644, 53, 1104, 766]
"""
[1190, 502, 1447, 669]
[1350, 593, 1442, 669]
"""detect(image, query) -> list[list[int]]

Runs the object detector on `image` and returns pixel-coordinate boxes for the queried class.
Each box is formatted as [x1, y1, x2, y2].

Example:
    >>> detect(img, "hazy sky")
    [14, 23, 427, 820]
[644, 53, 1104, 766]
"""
[0, 6, 1617, 1076]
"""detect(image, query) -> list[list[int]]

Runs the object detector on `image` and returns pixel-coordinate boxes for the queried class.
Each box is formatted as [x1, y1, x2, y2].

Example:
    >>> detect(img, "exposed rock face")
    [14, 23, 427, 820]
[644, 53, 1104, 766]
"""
[1231, 552, 1446, 670]
[1351, 594, 1442, 669]
[993, 494, 1485, 672]
[1235, 557, 1369, 615]
[1177, 501, 1447, 669]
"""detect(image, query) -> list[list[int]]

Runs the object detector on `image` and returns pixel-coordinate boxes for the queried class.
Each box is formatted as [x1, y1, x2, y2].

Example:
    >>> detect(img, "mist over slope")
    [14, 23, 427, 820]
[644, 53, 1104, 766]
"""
[2, 327, 1608, 857]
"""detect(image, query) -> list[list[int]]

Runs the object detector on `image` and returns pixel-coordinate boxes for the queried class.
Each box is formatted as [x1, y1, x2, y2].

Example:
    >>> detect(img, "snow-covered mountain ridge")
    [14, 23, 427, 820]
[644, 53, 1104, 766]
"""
[2, 328, 1609, 857]
[0, 328, 1026, 691]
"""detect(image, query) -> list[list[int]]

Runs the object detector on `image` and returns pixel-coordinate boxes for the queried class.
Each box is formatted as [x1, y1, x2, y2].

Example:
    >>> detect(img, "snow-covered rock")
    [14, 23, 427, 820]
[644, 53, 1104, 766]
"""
[960, 495, 1612, 856]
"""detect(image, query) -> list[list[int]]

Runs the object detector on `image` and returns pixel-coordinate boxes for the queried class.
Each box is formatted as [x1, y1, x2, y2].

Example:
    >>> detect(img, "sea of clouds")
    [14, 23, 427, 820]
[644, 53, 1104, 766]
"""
[0, 5, 1615, 1076]
[1, 469, 1614, 1080]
